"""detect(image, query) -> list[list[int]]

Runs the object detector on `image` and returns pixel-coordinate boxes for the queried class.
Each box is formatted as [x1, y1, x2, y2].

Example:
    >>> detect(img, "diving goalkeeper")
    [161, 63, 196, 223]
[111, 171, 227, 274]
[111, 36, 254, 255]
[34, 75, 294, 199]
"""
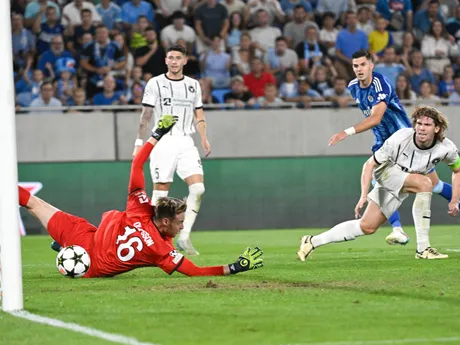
[18, 115, 264, 278]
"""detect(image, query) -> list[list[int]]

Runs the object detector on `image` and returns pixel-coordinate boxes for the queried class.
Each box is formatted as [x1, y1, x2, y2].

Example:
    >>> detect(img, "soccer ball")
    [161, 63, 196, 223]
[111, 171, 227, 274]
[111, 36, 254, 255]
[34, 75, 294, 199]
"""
[56, 245, 91, 278]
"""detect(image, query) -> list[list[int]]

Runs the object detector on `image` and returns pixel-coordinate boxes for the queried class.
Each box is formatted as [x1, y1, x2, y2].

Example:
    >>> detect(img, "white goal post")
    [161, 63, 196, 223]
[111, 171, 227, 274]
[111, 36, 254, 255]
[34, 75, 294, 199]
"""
[0, 0, 24, 312]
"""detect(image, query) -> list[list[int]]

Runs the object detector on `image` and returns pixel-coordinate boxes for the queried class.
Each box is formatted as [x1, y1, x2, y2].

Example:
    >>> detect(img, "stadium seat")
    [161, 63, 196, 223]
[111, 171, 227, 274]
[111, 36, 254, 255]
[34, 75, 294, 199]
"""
[211, 88, 231, 104]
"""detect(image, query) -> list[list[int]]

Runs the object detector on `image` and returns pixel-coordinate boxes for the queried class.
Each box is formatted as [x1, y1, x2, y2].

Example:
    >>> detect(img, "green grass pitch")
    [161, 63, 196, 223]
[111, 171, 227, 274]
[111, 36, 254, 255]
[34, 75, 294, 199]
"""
[2, 226, 460, 345]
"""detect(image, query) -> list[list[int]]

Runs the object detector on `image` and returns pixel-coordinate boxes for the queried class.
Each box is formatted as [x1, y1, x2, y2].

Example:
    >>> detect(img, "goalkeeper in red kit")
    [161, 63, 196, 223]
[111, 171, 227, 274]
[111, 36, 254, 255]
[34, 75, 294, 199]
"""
[18, 115, 264, 278]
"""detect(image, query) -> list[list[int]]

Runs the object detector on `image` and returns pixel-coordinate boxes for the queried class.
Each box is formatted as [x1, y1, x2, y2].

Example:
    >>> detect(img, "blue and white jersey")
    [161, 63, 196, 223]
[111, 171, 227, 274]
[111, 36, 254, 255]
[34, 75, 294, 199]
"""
[348, 72, 411, 152]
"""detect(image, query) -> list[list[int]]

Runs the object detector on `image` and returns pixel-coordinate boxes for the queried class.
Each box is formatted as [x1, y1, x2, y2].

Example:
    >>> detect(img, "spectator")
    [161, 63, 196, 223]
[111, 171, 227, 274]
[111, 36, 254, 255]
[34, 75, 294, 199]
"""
[265, 36, 299, 82]
[195, 0, 229, 54]
[418, 79, 441, 102]
[335, 11, 369, 80]
[243, 57, 277, 97]
[356, 6, 374, 36]
[280, 0, 313, 21]
[153, 0, 189, 30]
[316, 0, 350, 22]
[29, 81, 63, 113]
[290, 75, 324, 108]
[54, 57, 77, 105]
[374, 47, 406, 87]
[448, 75, 460, 105]
[33, 6, 65, 56]
[438, 65, 455, 98]
[221, 0, 247, 19]
[318, 12, 339, 57]
[227, 11, 244, 49]
[96, 0, 123, 32]
[93, 75, 127, 105]
[279, 68, 299, 99]
[11, 0, 27, 15]
[175, 38, 200, 78]
[80, 25, 126, 99]
[199, 79, 219, 104]
[24, 0, 60, 28]
[310, 65, 333, 94]
[446, 5, 460, 43]
[368, 17, 393, 59]
[134, 27, 167, 79]
[12, 13, 36, 74]
[407, 50, 436, 95]
[421, 19, 458, 76]
[284, 5, 319, 49]
[296, 26, 326, 74]
[121, 0, 154, 29]
[160, 11, 196, 52]
[256, 83, 284, 107]
[224, 75, 256, 108]
[37, 35, 74, 78]
[128, 81, 144, 105]
[414, 0, 445, 39]
[68, 88, 88, 108]
[113, 32, 135, 82]
[200, 36, 232, 89]
[375, 0, 413, 46]
[245, 0, 285, 26]
[125, 66, 146, 100]
[396, 31, 419, 63]
[323, 76, 353, 107]
[130, 15, 149, 50]
[62, 0, 101, 28]
[395, 73, 417, 103]
[68, 9, 97, 55]
[17, 63, 44, 106]
[231, 32, 262, 75]
[250, 9, 282, 52]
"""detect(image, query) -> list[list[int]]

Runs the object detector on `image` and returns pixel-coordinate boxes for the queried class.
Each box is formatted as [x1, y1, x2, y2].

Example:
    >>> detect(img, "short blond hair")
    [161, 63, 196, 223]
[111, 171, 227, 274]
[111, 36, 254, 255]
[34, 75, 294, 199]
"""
[154, 197, 186, 220]
[411, 106, 449, 141]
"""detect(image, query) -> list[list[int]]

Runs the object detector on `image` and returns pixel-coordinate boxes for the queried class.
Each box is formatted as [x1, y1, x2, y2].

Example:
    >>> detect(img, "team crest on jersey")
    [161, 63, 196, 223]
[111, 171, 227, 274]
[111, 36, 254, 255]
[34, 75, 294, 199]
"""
[368, 95, 374, 102]
[432, 158, 441, 165]
[188, 85, 195, 93]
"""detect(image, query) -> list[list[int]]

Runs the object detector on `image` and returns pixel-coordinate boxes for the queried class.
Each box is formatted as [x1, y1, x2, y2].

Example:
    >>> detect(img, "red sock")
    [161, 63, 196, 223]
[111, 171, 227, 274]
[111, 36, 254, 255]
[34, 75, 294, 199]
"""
[18, 186, 31, 207]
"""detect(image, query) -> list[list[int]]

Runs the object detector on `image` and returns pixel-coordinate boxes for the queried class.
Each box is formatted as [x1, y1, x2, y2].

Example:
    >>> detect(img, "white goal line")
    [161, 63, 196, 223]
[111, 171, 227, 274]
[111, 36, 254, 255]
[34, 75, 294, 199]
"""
[9, 310, 160, 345]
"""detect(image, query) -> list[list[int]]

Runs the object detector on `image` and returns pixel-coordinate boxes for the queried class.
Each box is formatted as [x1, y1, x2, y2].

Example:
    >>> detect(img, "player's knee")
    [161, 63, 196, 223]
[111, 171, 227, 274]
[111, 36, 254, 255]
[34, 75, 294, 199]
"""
[189, 182, 205, 197]
[418, 177, 433, 192]
[359, 219, 378, 235]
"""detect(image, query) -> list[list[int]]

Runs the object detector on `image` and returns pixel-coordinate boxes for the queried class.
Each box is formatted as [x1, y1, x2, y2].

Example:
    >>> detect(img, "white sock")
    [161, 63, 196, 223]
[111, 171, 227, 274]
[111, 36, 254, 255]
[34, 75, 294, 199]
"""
[311, 219, 365, 248]
[179, 183, 205, 241]
[413, 192, 432, 252]
[151, 190, 169, 206]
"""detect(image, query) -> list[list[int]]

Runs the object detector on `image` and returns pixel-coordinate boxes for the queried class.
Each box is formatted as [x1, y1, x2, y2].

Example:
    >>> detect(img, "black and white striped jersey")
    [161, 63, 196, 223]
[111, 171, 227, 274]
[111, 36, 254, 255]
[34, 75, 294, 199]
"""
[142, 73, 203, 136]
[374, 128, 459, 174]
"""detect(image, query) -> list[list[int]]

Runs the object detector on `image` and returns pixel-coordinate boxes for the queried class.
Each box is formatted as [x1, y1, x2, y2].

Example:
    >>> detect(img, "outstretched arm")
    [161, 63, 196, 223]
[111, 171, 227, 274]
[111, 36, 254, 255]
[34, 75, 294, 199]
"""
[133, 106, 154, 156]
[176, 247, 264, 277]
[128, 137, 158, 194]
[129, 115, 178, 193]
[329, 101, 387, 146]
[354, 156, 377, 219]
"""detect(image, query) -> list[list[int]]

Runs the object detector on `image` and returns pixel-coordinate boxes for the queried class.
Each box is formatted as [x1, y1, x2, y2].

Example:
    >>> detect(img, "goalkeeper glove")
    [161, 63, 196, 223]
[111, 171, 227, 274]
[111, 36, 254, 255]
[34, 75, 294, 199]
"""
[151, 115, 178, 141]
[229, 247, 264, 274]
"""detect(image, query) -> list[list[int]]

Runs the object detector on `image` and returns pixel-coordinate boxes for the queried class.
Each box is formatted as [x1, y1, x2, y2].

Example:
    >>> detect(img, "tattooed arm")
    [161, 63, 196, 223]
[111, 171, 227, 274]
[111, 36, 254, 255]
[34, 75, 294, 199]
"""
[133, 105, 154, 156]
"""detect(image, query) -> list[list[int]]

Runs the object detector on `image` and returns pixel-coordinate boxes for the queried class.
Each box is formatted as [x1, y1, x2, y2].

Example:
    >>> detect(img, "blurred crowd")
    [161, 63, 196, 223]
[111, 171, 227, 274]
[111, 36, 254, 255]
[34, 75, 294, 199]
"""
[11, 0, 460, 113]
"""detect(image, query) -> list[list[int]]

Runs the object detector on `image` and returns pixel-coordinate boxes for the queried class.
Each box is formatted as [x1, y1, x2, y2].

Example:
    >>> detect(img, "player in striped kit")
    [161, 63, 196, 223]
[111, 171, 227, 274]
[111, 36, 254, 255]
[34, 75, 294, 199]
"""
[298, 106, 460, 261]
[327, 49, 455, 246]
[133, 44, 210, 256]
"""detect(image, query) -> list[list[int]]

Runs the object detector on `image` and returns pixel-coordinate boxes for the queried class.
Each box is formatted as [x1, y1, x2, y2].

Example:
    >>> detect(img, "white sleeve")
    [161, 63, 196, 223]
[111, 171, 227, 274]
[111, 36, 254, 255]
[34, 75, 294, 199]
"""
[443, 139, 460, 167]
[142, 79, 158, 107]
[194, 80, 203, 109]
[373, 132, 399, 164]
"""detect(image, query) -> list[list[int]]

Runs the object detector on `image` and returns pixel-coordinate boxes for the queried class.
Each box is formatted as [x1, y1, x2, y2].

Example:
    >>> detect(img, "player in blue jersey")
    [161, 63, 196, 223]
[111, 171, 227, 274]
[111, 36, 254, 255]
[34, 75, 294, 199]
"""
[328, 49, 454, 245]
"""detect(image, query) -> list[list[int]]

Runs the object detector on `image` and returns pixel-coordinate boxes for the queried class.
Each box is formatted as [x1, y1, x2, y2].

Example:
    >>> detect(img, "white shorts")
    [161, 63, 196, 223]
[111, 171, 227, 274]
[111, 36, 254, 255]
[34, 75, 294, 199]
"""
[149, 135, 203, 183]
[367, 163, 409, 219]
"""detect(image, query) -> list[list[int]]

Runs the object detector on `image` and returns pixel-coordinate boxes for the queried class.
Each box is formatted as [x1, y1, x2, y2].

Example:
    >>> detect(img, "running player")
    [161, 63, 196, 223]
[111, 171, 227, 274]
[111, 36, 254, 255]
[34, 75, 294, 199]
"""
[20, 115, 263, 278]
[298, 106, 460, 261]
[328, 49, 454, 246]
[133, 44, 210, 256]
